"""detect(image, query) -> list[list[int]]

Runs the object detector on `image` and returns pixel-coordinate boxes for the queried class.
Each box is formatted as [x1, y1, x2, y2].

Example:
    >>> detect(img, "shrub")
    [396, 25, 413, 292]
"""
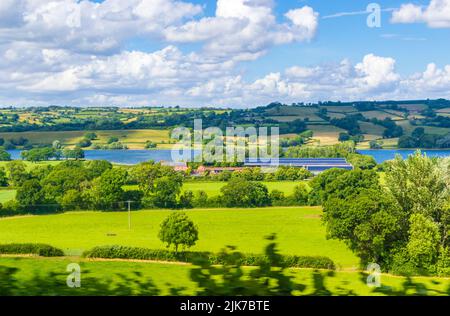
[77, 138, 92, 148]
[0, 149, 11, 161]
[83, 245, 335, 269]
[0, 200, 20, 216]
[0, 243, 64, 257]
[145, 141, 157, 149]
[390, 248, 423, 276]
[437, 247, 450, 277]
[192, 190, 209, 208]
[221, 178, 270, 208]
[84, 132, 97, 140]
[293, 183, 309, 205]
[107, 137, 119, 144]
[269, 190, 285, 204]
[179, 190, 194, 209]
[60, 189, 84, 211]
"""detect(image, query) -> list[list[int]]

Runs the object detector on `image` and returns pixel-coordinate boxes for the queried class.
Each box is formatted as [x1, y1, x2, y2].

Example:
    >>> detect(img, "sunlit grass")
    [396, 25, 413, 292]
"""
[0, 207, 358, 268]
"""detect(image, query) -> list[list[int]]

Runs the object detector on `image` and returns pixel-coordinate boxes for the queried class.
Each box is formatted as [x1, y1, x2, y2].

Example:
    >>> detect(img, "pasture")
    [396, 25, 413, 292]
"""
[361, 110, 404, 121]
[182, 181, 303, 197]
[0, 207, 359, 268]
[266, 106, 325, 122]
[0, 129, 171, 149]
[0, 161, 61, 171]
[0, 256, 449, 296]
[124, 181, 304, 198]
[306, 124, 345, 146]
[0, 190, 15, 204]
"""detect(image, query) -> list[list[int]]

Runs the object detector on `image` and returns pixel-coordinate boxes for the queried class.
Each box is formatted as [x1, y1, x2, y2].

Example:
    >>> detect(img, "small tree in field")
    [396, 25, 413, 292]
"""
[158, 212, 199, 252]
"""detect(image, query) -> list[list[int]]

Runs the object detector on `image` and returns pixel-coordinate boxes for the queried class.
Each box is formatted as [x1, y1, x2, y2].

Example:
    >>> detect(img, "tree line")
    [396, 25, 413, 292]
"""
[0, 161, 317, 216]
[316, 152, 450, 276]
[398, 127, 450, 148]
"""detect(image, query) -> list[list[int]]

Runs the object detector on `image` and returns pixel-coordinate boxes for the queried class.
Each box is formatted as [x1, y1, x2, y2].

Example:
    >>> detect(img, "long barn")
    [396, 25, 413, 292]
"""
[244, 158, 353, 174]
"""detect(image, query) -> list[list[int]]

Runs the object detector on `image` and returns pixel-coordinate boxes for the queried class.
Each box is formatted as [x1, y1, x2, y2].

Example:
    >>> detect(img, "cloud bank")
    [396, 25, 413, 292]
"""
[0, 0, 449, 107]
[391, 0, 450, 28]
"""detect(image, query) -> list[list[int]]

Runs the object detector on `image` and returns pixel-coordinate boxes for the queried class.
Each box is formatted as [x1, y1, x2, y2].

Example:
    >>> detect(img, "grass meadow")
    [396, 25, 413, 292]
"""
[0, 190, 15, 203]
[0, 129, 171, 149]
[182, 181, 304, 197]
[1, 181, 304, 204]
[0, 207, 358, 268]
[2, 183, 450, 296]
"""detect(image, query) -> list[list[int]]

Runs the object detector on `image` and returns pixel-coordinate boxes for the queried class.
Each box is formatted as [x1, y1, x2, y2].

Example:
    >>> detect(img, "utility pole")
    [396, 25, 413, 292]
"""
[127, 201, 132, 230]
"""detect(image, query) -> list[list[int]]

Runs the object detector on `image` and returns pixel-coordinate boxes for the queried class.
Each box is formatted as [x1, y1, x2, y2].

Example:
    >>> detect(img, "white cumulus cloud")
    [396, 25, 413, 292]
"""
[164, 0, 319, 62]
[392, 0, 450, 28]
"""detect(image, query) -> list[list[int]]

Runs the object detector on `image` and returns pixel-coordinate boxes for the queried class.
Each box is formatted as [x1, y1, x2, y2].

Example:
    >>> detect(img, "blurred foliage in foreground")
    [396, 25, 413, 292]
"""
[1, 236, 450, 296]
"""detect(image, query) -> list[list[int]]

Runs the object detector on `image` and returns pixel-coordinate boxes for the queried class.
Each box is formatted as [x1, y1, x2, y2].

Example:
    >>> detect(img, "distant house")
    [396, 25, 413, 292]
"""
[196, 166, 244, 175]
[161, 161, 189, 172]
[163, 158, 353, 175]
[244, 158, 353, 174]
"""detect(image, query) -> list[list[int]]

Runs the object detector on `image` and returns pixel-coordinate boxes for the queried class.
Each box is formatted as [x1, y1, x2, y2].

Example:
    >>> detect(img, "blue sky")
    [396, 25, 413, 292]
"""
[222, 0, 449, 79]
[121, 0, 450, 77]
[0, 0, 450, 107]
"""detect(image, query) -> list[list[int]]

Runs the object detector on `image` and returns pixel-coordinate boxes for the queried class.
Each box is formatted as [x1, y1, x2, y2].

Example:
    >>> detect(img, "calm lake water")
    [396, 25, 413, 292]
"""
[358, 149, 450, 163]
[7, 149, 450, 164]
[7, 149, 199, 165]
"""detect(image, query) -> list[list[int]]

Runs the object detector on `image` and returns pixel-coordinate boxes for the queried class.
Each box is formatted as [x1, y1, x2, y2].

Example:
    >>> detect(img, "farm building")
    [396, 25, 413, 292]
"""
[163, 158, 353, 175]
[196, 166, 244, 175]
[161, 161, 189, 172]
[244, 158, 353, 174]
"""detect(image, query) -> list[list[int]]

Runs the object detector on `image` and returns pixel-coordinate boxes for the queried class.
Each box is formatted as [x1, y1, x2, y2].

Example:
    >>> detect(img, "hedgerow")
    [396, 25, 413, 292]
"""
[0, 243, 64, 257]
[82, 245, 335, 270]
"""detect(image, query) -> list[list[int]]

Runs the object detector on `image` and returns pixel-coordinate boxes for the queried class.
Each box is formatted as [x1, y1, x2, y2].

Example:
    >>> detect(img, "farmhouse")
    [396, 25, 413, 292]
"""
[196, 166, 244, 175]
[163, 158, 353, 175]
[244, 158, 354, 174]
[161, 161, 189, 172]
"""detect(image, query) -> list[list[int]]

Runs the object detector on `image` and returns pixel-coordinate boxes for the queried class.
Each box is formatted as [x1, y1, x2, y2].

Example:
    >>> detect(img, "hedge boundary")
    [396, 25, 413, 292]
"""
[0, 243, 65, 257]
[82, 245, 335, 270]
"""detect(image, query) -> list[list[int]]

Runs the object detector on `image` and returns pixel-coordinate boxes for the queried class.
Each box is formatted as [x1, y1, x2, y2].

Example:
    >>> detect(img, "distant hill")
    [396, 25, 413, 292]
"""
[0, 99, 449, 149]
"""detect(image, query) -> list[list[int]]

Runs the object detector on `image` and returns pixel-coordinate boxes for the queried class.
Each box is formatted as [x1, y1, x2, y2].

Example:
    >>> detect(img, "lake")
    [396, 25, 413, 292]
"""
[358, 149, 450, 163]
[6, 149, 450, 164]
[7, 149, 199, 165]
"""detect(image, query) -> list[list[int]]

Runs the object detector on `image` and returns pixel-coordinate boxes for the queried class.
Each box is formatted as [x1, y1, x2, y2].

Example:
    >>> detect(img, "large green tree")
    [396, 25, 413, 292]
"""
[6, 161, 29, 187]
[324, 188, 405, 267]
[0, 167, 8, 187]
[158, 212, 199, 252]
[85, 160, 113, 178]
[16, 179, 44, 212]
[132, 162, 183, 209]
[221, 178, 270, 208]
[307, 168, 348, 206]
[0, 149, 11, 161]
[21, 148, 57, 162]
[41, 162, 91, 203]
[88, 168, 128, 210]
[323, 152, 450, 275]
[143, 176, 183, 209]
[386, 152, 449, 218]
[406, 213, 441, 272]
[131, 162, 179, 195]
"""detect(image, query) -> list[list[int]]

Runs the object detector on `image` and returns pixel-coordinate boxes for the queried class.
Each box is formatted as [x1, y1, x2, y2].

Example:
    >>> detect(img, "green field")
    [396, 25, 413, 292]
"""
[2, 181, 302, 204]
[0, 129, 171, 149]
[0, 256, 448, 296]
[306, 124, 346, 146]
[0, 190, 15, 203]
[0, 207, 358, 268]
[2, 103, 450, 151]
[182, 181, 303, 197]
[0, 161, 61, 171]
